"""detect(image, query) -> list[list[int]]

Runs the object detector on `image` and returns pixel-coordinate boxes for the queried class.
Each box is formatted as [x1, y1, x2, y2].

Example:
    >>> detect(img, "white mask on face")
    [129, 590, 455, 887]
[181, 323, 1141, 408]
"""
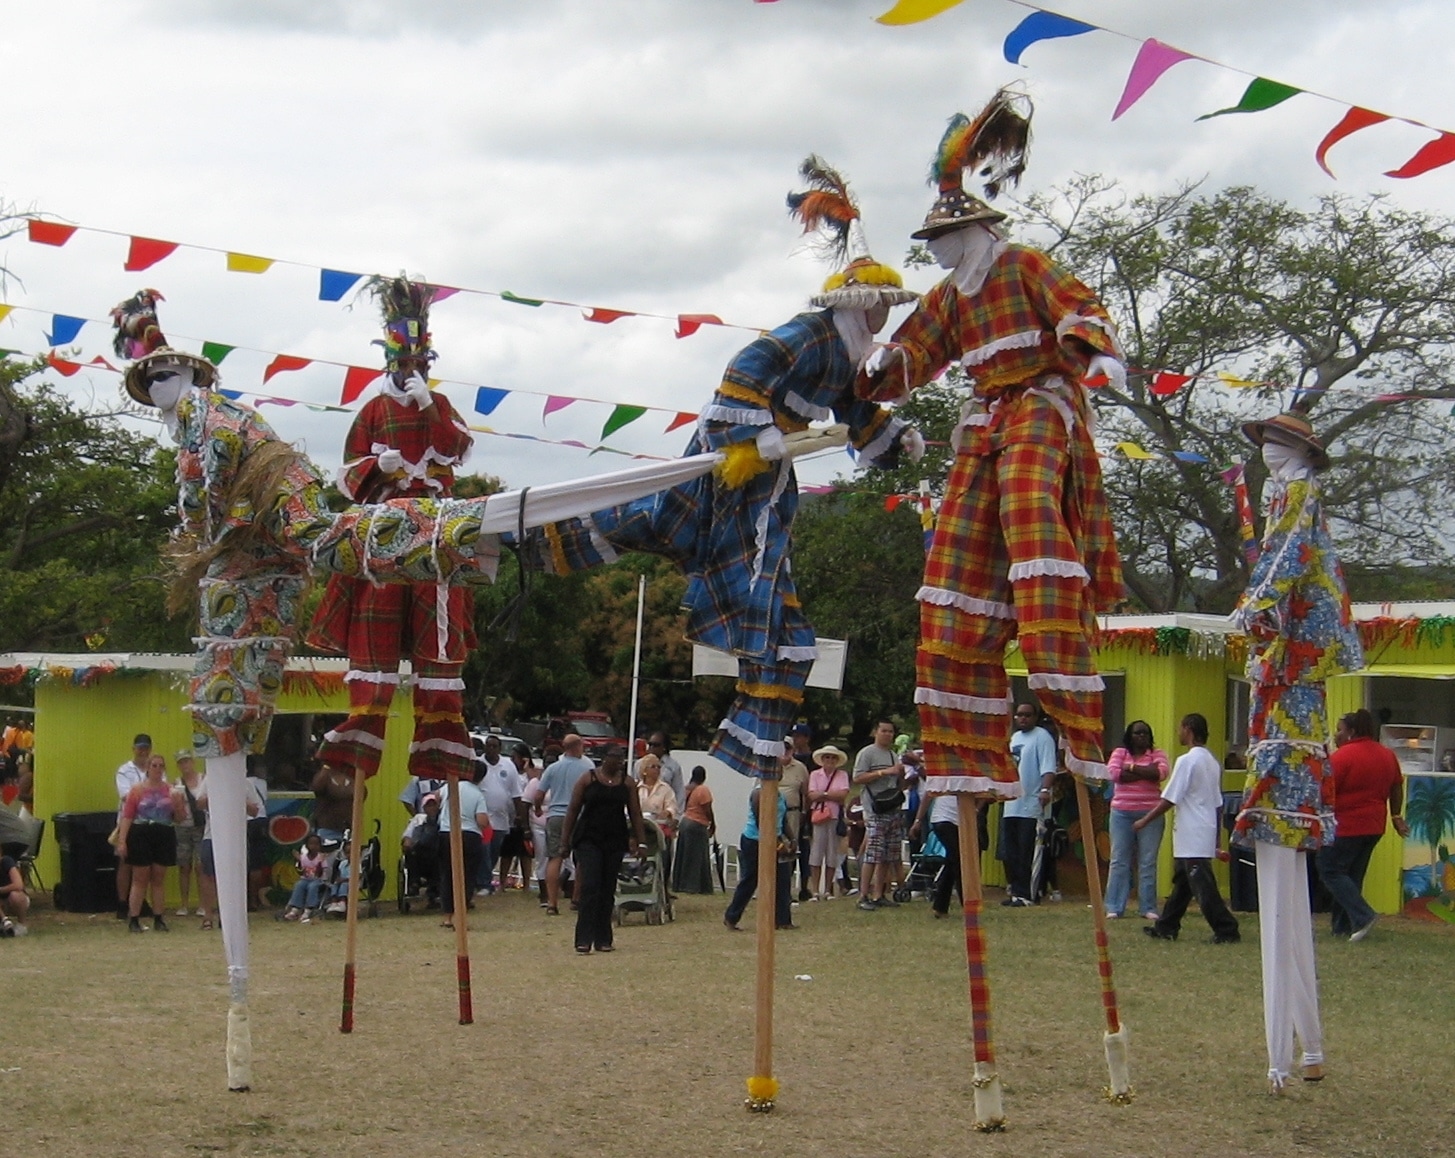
[928, 224, 1004, 294]
[1262, 440, 1315, 483]
[145, 363, 196, 441]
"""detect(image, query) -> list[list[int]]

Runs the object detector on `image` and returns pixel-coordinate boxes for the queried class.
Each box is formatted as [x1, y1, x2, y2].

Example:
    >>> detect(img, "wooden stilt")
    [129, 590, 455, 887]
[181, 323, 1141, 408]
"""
[339, 772, 366, 1033]
[1073, 774, 1132, 1102]
[446, 784, 474, 1025]
[956, 795, 1005, 1131]
[746, 777, 780, 1112]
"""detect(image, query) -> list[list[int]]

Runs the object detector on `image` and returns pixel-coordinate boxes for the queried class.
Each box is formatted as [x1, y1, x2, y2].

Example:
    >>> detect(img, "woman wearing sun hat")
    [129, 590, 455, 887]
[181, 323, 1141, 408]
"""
[806, 745, 851, 901]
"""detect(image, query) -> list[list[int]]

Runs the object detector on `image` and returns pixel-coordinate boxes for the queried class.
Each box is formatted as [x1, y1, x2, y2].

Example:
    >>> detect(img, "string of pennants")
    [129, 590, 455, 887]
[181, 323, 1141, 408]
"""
[793, 0, 1455, 181]
[21, 217, 759, 341]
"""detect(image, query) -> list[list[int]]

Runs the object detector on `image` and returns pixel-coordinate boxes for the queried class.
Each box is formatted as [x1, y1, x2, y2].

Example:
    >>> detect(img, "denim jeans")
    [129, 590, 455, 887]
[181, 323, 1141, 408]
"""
[1316, 834, 1381, 935]
[1106, 807, 1165, 916]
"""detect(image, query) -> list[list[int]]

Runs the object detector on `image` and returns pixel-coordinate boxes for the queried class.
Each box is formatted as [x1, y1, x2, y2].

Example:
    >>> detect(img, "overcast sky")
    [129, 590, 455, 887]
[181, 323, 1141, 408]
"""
[5, 0, 1454, 489]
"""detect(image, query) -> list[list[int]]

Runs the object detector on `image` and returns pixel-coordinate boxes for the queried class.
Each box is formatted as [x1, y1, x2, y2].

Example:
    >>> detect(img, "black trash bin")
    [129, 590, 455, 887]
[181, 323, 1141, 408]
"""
[52, 811, 119, 912]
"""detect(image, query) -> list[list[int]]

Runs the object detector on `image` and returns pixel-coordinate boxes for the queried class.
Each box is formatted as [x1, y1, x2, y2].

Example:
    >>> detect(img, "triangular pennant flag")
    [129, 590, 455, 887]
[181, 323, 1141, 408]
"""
[1216, 371, 1260, 389]
[474, 387, 509, 416]
[884, 494, 907, 512]
[1150, 371, 1192, 397]
[1003, 11, 1095, 65]
[0, 305, 13, 324]
[602, 404, 647, 438]
[500, 291, 544, 307]
[1170, 450, 1210, 464]
[227, 252, 275, 274]
[1113, 39, 1197, 121]
[542, 396, 575, 420]
[201, 342, 235, 365]
[1081, 369, 1110, 388]
[262, 354, 311, 382]
[429, 286, 460, 302]
[584, 308, 633, 323]
[218, 389, 244, 400]
[664, 411, 696, 433]
[319, 270, 363, 302]
[1386, 131, 1455, 180]
[1220, 464, 1245, 485]
[341, 366, 381, 405]
[46, 353, 84, 376]
[124, 236, 180, 272]
[1116, 441, 1158, 460]
[27, 220, 78, 246]
[676, 314, 723, 339]
[87, 355, 118, 371]
[45, 315, 87, 346]
[256, 397, 298, 408]
[875, 0, 965, 25]
[1315, 107, 1390, 178]
[1197, 77, 1301, 121]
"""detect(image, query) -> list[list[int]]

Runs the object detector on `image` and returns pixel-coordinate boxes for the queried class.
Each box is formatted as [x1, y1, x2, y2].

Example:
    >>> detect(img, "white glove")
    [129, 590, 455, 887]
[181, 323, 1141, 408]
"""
[403, 373, 434, 409]
[376, 449, 405, 474]
[1086, 354, 1126, 392]
[864, 344, 902, 378]
[755, 426, 787, 462]
[901, 427, 926, 463]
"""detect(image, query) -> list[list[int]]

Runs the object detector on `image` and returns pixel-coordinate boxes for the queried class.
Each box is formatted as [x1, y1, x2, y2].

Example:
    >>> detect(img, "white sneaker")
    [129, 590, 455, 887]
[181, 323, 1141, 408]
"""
[11, 923, 27, 936]
[1142, 910, 1160, 921]
[1106, 911, 1121, 919]
[177, 908, 190, 917]
[1350, 917, 1377, 942]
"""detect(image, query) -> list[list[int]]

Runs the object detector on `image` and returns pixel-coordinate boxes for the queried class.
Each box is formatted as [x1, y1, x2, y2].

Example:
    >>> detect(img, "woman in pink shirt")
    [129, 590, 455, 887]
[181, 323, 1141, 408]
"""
[806, 746, 851, 901]
[1105, 720, 1170, 920]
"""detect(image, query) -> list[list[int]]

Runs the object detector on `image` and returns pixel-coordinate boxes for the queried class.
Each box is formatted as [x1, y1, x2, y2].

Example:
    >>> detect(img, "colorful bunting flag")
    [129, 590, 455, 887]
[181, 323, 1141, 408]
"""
[474, 387, 510, 416]
[262, 354, 311, 382]
[1315, 107, 1391, 178]
[1003, 11, 1095, 65]
[542, 396, 575, 419]
[1150, 371, 1191, 397]
[1386, 131, 1455, 180]
[45, 353, 82, 377]
[45, 315, 87, 346]
[218, 389, 244, 401]
[340, 366, 381, 405]
[227, 253, 275, 274]
[319, 270, 363, 302]
[124, 237, 180, 272]
[676, 314, 723, 339]
[875, 0, 965, 24]
[0, 305, 13, 324]
[27, 220, 77, 246]
[602, 405, 647, 438]
[1197, 78, 1301, 121]
[429, 286, 460, 302]
[1170, 450, 1210, 464]
[1113, 40, 1198, 121]
[1222, 463, 1259, 565]
[664, 411, 696, 433]
[201, 342, 235, 365]
[584, 308, 633, 324]
[501, 291, 544, 307]
[1116, 441, 1158, 460]
[1216, 371, 1260, 389]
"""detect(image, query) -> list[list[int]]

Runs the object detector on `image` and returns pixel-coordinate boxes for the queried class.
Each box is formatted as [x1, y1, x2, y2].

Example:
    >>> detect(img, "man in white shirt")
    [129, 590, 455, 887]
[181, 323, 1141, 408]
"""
[114, 733, 152, 918]
[437, 776, 490, 923]
[1136, 712, 1239, 943]
[1002, 705, 1056, 907]
[474, 734, 522, 895]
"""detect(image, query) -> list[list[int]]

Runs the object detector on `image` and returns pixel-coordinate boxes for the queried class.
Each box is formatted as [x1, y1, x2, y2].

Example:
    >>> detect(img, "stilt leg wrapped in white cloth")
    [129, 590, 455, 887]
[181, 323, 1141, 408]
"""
[206, 752, 253, 1091]
[1255, 842, 1323, 1091]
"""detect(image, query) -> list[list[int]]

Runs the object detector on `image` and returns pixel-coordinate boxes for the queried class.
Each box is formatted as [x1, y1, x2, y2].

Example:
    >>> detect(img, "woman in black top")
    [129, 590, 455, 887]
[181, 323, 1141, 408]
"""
[561, 748, 645, 954]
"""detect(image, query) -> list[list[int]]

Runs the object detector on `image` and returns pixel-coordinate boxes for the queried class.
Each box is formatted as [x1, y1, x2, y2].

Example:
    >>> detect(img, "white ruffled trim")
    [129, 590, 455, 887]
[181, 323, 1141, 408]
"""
[857, 417, 903, 467]
[1237, 805, 1337, 827]
[915, 687, 1012, 714]
[1055, 313, 1124, 359]
[777, 645, 819, 662]
[345, 669, 401, 685]
[1247, 739, 1329, 756]
[408, 738, 476, 760]
[1027, 377, 1077, 437]
[961, 329, 1042, 368]
[1027, 673, 1105, 693]
[324, 728, 387, 751]
[916, 585, 1015, 620]
[924, 775, 1022, 799]
[718, 717, 788, 758]
[751, 460, 791, 584]
[699, 404, 772, 428]
[584, 513, 619, 566]
[413, 677, 466, 692]
[1007, 558, 1090, 583]
[194, 635, 291, 650]
[781, 389, 833, 424]
[1063, 751, 1109, 781]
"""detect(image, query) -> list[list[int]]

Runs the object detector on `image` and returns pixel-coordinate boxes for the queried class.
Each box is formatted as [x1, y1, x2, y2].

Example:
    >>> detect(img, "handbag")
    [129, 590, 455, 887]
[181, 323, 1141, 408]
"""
[810, 800, 834, 826]
[865, 773, 905, 816]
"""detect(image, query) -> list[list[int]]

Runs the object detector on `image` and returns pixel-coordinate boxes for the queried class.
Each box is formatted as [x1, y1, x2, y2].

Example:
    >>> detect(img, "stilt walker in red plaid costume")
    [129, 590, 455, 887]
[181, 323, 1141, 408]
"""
[309, 278, 476, 784]
[860, 90, 1132, 1121]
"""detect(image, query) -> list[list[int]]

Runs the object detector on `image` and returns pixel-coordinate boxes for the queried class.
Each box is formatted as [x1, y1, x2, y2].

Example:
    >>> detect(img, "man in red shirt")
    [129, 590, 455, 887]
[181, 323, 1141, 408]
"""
[1319, 708, 1407, 941]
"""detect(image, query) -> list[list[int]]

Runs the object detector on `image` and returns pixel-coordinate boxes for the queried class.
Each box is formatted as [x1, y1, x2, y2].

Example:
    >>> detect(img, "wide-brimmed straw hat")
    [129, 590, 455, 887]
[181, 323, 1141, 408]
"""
[1241, 411, 1331, 472]
[813, 744, 848, 764]
[111, 289, 217, 406]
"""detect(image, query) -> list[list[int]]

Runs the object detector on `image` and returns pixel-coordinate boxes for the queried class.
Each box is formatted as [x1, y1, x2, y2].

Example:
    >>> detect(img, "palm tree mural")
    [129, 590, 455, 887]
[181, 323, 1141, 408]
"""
[1406, 777, 1455, 897]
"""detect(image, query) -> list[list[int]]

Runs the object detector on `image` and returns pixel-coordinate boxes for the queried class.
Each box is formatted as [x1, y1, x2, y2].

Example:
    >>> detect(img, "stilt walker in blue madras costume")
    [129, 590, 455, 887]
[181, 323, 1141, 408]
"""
[859, 90, 1131, 1123]
[1231, 410, 1362, 1095]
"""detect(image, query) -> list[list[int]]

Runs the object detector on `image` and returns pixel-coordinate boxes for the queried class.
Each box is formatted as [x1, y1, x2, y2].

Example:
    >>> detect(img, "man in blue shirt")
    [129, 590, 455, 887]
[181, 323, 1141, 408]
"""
[536, 734, 594, 915]
[1002, 703, 1057, 906]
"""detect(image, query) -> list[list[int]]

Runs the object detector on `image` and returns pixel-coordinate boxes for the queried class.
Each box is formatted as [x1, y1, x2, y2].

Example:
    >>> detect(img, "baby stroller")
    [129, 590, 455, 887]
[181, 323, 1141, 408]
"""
[894, 828, 949, 903]
[614, 816, 673, 926]
[324, 820, 386, 919]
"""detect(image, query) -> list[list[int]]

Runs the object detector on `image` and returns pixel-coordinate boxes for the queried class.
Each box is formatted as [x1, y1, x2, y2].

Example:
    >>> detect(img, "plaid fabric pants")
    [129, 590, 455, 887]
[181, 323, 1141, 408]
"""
[916, 389, 1107, 792]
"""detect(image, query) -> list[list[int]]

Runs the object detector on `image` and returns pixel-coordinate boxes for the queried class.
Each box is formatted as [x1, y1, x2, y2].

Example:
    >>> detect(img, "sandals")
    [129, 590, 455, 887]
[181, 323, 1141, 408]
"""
[545, 906, 560, 916]
[199, 918, 214, 930]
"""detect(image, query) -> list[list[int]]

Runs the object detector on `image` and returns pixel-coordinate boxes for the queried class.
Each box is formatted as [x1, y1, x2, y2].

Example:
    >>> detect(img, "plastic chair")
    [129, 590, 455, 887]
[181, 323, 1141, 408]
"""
[17, 818, 44, 892]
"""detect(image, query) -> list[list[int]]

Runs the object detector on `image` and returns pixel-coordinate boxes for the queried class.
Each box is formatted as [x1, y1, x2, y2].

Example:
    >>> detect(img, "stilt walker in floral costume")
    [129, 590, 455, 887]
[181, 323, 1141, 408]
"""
[111, 290, 721, 1088]
[858, 90, 1131, 1122]
[1232, 410, 1362, 1095]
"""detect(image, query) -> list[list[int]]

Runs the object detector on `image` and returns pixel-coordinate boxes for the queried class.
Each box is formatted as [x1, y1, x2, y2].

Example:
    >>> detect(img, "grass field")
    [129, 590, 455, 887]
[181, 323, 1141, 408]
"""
[3, 887, 1451, 1158]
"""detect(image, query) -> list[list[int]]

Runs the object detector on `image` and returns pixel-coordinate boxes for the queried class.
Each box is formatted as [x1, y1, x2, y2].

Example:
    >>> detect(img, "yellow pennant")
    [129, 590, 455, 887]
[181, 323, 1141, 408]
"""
[0, 304, 12, 324]
[1117, 441, 1158, 460]
[1216, 371, 1260, 389]
[876, 0, 966, 25]
[226, 253, 275, 274]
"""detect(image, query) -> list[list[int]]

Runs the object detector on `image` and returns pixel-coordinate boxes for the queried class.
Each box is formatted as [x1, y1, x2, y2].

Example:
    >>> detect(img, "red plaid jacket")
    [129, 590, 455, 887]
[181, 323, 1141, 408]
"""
[338, 388, 472, 502]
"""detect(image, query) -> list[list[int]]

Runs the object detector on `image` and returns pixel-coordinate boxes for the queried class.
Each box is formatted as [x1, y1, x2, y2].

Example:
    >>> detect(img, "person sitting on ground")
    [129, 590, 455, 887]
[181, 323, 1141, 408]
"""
[117, 752, 186, 933]
[0, 850, 30, 936]
[283, 833, 329, 921]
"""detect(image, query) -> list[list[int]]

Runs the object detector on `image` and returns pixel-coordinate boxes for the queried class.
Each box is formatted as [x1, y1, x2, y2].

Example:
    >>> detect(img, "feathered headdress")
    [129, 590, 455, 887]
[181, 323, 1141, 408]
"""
[368, 275, 437, 371]
[110, 288, 217, 405]
[786, 156, 917, 311]
[913, 87, 1033, 241]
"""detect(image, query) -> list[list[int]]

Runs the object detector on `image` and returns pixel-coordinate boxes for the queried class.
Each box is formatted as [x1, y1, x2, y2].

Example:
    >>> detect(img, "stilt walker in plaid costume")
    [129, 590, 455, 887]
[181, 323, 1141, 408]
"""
[859, 90, 1131, 1121]
[309, 278, 477, 784]
[1231, 411, 1361, 1095]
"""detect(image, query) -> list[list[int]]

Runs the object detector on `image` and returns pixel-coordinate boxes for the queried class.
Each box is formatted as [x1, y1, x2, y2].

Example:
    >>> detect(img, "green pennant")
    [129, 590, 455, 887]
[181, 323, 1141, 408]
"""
[1197, 78, 1301, 121]
[201, 341, 236, 364]
[602, 404, 647, 438]
[500, 291, 544, 307]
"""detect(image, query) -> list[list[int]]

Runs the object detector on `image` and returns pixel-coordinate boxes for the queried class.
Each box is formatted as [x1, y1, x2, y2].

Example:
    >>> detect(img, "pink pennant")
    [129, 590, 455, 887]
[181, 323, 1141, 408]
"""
[1315, 107, 1390, 178]
[676, 314, 723, 339]
[1150, 371, 1191, 397]
[340, 366, 381, 405]
[125, 236, 180, 272]
[584, 308, 633, 324]
[664, 411, 696, 433]
[1112, 39, 1197, 121]
[1386, 131, 1455, 180]
[263, 355, 312, 383]
[428, 285, 460, 302]
[542, 396, 575, 419]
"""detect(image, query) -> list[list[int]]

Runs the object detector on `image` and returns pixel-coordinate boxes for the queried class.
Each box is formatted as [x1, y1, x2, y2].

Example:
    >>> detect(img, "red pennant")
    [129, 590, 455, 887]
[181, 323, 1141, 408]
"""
[884, 494, 906, 512]
[263, 355, 312, 383]
[1150, 371, 1191, 397]
[88, 355, 118, 371]
[340, 366, 381, 405]
[664, 411, 696, 433]
[124, 236, 180, 271]
[1081, 370, 1110, 388]
[1315, 107, 1390, 177]
[46, 353, 82, 376]
[584, 308, 633, 324]
[1386, 131, 1455, 180]
[28, 220, 78, 246]
[675, 314, 723, 339]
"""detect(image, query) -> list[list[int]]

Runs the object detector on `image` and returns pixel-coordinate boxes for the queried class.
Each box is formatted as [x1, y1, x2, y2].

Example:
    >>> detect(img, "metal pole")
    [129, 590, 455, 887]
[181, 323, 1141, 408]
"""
[626, 573, 646, 764]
